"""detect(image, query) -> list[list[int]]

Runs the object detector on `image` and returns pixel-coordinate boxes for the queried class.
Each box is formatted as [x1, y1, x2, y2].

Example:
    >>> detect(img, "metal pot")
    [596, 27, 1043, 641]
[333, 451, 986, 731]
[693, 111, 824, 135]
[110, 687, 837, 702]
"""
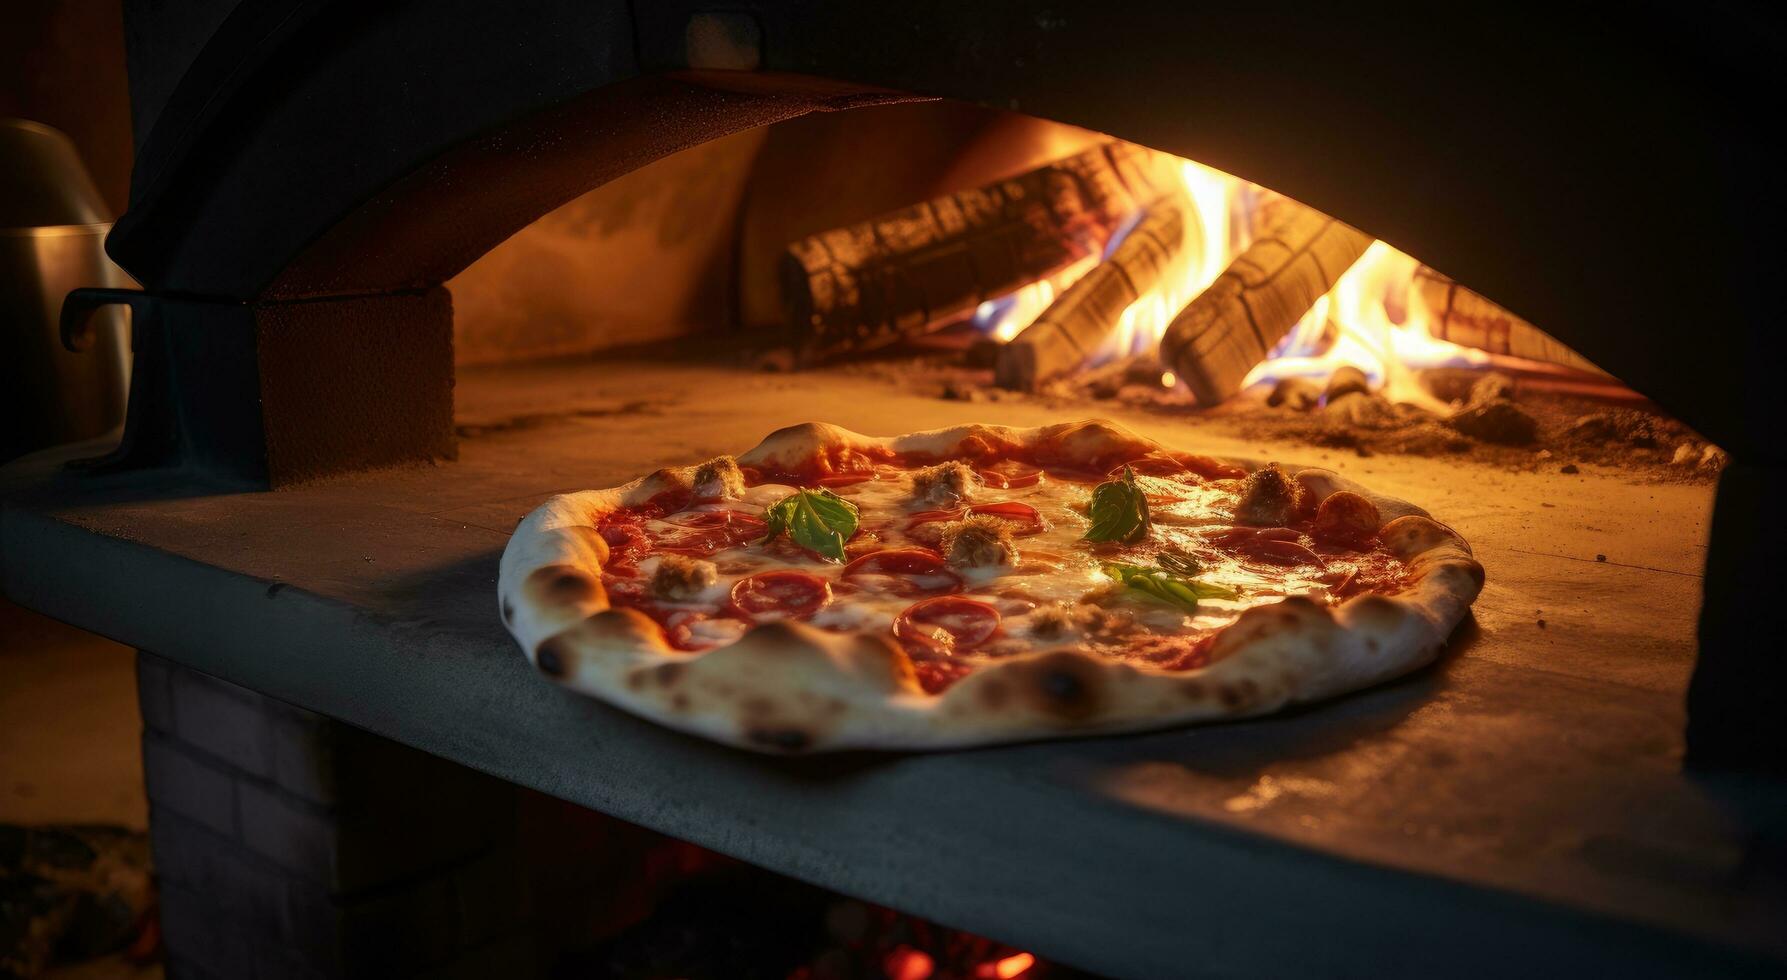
[1, 119, 130, 464]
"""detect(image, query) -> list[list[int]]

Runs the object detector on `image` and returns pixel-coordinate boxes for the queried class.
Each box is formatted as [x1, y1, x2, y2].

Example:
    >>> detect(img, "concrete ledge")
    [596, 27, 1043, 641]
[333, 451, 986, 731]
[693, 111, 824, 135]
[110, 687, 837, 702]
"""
[6, 362, 1786, 977]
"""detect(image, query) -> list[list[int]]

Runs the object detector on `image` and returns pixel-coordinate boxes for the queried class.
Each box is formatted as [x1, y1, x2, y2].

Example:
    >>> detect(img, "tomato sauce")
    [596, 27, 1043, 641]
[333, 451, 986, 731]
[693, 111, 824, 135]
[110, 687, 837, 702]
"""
[592, 441, 1411, 697]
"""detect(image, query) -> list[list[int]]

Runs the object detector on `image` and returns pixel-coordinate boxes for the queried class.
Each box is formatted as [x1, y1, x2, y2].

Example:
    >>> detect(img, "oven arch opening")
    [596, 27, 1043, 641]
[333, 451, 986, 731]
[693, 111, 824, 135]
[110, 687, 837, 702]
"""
[94, 0, 1782, 768]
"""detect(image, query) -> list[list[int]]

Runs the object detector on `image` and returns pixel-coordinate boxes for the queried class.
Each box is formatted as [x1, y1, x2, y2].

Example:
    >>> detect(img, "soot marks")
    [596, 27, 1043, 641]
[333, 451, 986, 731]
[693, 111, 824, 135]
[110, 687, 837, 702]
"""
[977, 679, 1010, 709]
[535, 638, 570, 678]
[1022, 652, 1102, 721]
[527, 564, 597, 605]
[1217, 678, 1259, 710]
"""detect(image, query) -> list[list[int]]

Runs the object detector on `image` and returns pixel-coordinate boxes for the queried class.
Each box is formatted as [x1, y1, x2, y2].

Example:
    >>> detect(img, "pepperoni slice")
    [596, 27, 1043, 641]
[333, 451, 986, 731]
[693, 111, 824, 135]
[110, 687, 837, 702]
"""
[652, 510, 768, 555]
[841, 548, 963, 597]
[727, 571, 832, 622]
[598, 522, 654, 568]
[1238, 538, 1328, 568]
[967, 501, 1044, 534]
[976, 462, 1043, 490]
[893, 596, 1002, 653]
[911, 659, 976, 694]
[1202, 525, 1301, 547]
[1310, 491, 1381, 550]
[905, 509, 964, 529]
[905, 502, 1045, 536]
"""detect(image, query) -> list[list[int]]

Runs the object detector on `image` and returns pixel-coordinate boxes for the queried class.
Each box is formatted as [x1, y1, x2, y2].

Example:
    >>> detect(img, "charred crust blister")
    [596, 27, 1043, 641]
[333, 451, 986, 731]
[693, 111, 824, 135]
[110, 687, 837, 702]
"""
[535, 639, 569, 677]
[652, 554, 719, 601]
[528, 564, 597, 605]
[911, 461, 978, 507]
[1021, 653, 1102, 720]
[976, 679, 1011, 709]
[693, 456, 746, 500]
[939, 515, 1018, 568]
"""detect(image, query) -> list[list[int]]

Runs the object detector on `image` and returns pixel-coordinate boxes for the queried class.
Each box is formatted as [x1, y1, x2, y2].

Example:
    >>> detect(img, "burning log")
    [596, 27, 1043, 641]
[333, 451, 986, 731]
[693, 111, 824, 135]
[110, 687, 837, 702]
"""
[1158, 203, 1373, 406]
[782, 143, 1179, 364]
[1322, 364, 1371, 403]
[1413, 267, 1605, 374]
[993, 197, 1189, 391]
[1267, 375, 1321, 410]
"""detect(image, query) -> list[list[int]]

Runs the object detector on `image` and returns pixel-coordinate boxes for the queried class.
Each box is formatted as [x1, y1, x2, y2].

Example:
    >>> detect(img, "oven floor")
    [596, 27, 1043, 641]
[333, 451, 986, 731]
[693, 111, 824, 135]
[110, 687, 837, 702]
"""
[4, 355, 1782, 977]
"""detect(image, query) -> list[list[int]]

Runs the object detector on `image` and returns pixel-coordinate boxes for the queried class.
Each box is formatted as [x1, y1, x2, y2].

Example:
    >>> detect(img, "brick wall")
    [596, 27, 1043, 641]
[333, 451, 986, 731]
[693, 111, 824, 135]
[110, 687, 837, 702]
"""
[137, 652, 539, 979]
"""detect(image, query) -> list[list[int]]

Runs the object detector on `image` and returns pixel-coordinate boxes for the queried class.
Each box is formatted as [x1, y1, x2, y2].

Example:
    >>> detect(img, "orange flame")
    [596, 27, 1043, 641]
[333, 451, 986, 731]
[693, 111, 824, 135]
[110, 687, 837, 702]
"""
[978, 148, 1496, 402]
[1241, 241, 1489, 408]
[1097, 159, 1250, 362]
[978, 254, 1100, 342]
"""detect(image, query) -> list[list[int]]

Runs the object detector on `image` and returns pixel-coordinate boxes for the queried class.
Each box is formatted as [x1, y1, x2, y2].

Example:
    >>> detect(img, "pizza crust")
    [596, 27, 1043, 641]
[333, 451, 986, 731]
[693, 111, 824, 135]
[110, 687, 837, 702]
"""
[498, 420, 1485, 753]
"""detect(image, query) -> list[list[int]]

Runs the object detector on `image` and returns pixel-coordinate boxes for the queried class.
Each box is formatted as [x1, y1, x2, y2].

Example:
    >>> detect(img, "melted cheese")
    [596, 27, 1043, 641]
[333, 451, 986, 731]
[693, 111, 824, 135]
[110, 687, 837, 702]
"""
[608, 465, 1399, 668]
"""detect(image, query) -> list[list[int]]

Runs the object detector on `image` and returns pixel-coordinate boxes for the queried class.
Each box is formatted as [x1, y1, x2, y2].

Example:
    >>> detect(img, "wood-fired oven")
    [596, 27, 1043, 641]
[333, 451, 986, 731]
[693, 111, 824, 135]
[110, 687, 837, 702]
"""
[3, 3, 1783, 977]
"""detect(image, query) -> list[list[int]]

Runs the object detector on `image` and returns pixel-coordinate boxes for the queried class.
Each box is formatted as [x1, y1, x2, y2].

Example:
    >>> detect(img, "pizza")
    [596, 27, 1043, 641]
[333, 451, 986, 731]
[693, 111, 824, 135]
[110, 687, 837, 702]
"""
[498, 420, 1483, 753]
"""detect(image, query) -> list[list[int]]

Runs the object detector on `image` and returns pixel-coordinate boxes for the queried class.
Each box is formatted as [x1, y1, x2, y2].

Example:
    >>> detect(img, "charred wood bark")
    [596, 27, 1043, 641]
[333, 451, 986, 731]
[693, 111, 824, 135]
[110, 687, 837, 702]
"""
[1413, 267, 1605, 374]
[994, 197, 1188, 391]
[781, 143, 1178, 363]
[1159, 204, 1372, 406]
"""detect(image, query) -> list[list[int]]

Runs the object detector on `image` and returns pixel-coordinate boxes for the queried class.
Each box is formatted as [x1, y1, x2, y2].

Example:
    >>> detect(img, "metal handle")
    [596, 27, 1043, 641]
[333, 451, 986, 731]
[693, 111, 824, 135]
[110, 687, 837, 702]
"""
[61, 286, 149, 353]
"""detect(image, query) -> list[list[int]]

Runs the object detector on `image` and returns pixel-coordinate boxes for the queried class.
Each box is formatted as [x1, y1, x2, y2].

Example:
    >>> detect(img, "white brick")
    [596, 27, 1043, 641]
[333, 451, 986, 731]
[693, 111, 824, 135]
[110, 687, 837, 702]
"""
[269, 707, 341, 806]
[170, 666, 275, 777]
[150, 807, 288, 938]
[159, 880, 259, 980]
[136, 651, 176, 734]
[143, 731, 238, 836]
[238, 778, 340, 882]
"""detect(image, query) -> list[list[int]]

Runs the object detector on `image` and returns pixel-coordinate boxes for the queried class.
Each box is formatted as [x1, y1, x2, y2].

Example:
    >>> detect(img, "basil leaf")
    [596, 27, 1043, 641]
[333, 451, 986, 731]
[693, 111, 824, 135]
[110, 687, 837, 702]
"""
[1083, 466, 1150, 543]
[1100, 560, 1239, 612]
[762, 488, 859, 563]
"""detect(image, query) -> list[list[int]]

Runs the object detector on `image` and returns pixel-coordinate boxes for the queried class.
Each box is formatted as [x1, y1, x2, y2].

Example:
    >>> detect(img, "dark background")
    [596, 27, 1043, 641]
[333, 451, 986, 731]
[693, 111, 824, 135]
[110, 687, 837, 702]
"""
[2, 1, 134, 217]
